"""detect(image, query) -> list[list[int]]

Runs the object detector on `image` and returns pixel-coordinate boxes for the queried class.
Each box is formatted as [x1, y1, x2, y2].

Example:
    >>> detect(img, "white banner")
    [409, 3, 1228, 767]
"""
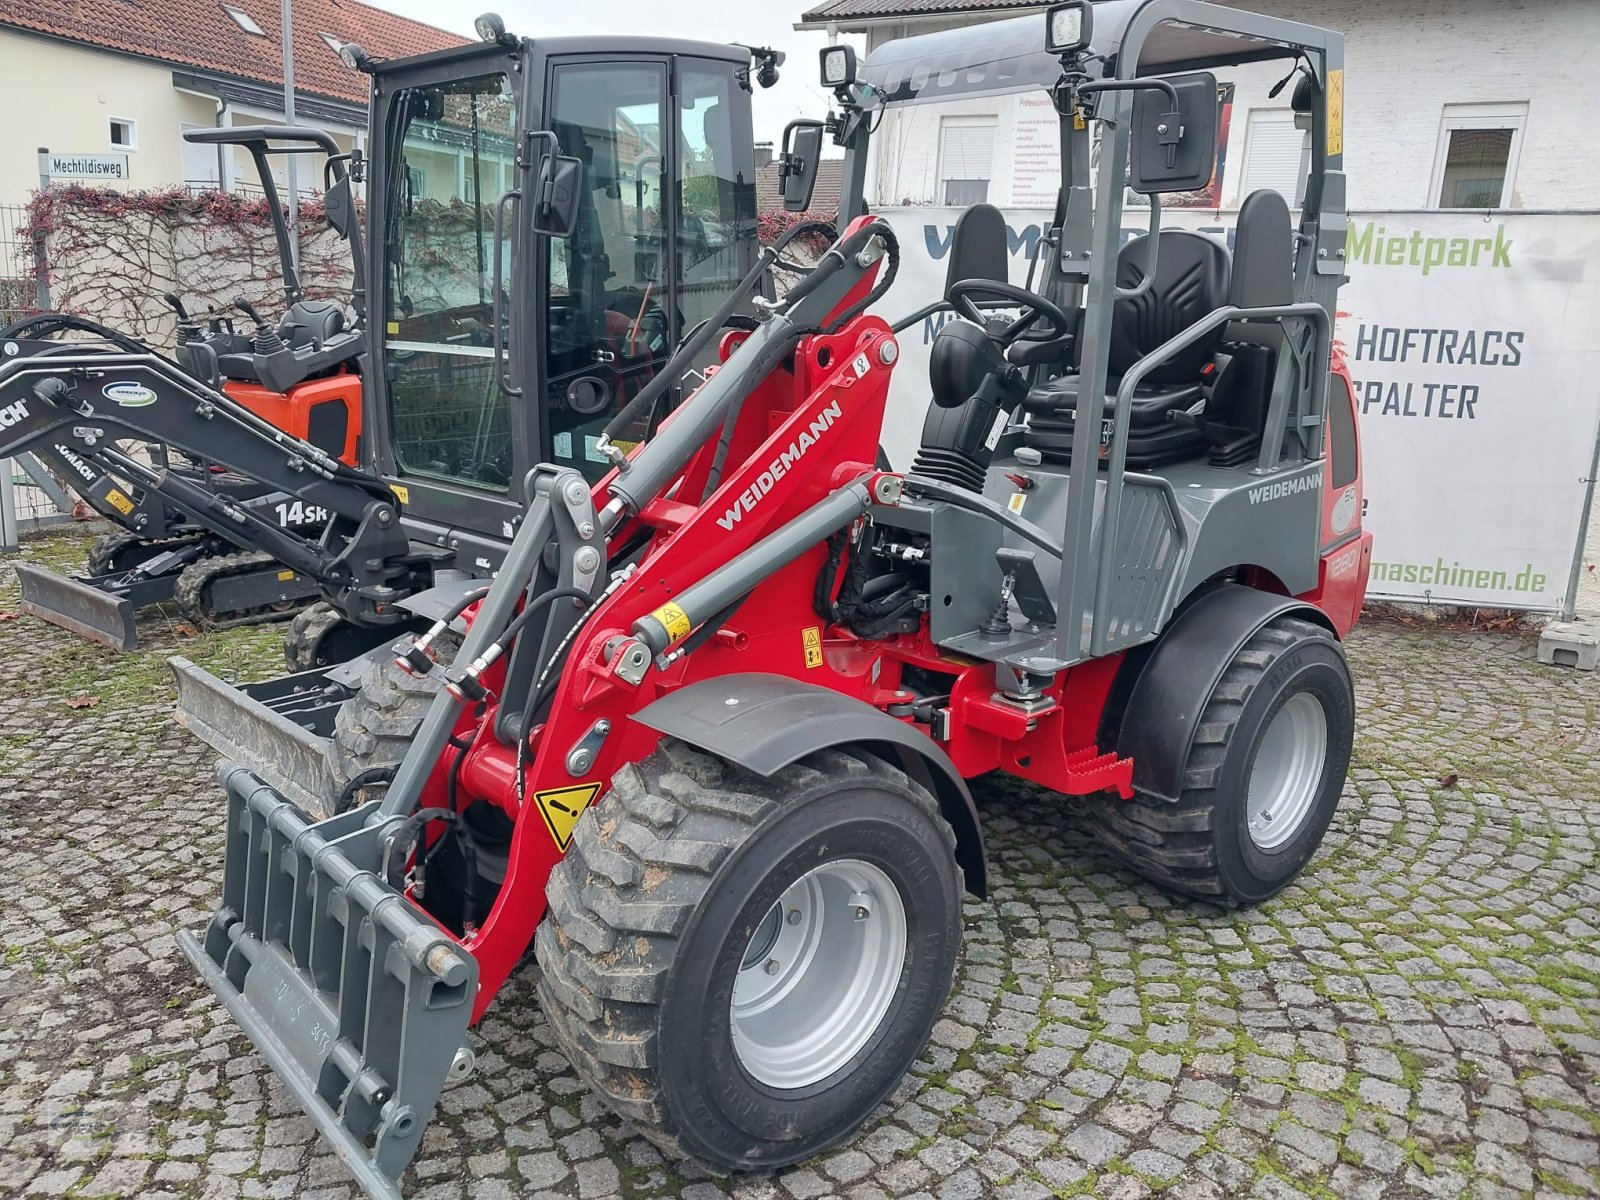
[871, 207, 1600, 611]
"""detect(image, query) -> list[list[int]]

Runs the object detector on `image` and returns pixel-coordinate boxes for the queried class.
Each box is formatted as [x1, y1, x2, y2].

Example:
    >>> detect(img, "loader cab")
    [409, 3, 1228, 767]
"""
[364, 34, 759, 567]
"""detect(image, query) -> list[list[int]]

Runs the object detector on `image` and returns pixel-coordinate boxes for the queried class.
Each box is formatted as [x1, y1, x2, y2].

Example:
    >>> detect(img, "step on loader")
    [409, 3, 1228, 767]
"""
[176, 3, 1370, 1196]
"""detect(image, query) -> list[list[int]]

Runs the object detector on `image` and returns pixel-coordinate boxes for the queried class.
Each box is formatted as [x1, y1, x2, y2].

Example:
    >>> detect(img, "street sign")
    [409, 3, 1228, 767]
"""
[36, 151, 130, 181]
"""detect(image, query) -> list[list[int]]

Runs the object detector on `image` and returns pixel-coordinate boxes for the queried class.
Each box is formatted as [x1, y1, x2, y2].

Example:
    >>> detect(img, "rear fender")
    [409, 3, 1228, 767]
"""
[1113, 584, 1334, 804]
[633, 673, 987, 897]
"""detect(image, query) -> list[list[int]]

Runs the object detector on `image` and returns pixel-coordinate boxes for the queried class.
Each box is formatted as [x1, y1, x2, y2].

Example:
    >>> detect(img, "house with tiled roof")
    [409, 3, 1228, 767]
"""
[0, 0, 466, 207]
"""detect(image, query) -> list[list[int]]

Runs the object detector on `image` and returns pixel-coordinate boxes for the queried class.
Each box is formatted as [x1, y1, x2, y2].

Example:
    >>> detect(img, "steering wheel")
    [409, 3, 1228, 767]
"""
[947, 279, 1072, 347]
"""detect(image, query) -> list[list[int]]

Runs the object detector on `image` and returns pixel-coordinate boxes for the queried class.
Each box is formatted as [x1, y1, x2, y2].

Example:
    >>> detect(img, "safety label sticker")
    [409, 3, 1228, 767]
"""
[654, 601, 691, 643]
[535, 783, 601, 851]
[802, 625, 824, 668]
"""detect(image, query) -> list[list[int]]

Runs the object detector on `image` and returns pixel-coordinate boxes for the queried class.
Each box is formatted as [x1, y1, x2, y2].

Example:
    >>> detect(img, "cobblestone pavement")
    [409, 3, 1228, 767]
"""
[1, 530, 1596, 1200]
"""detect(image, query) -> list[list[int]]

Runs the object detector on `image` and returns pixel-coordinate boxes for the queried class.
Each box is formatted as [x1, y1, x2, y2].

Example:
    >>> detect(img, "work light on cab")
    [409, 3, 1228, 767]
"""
[474, 12, 516, 46]
[820, 44, 857, 90]
[1045, 1, 1092, 54]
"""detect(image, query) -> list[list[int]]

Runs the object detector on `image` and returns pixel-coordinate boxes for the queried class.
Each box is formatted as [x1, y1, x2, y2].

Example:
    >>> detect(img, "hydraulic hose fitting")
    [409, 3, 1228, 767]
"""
[394, 640, 437, 679]
[443, 643, 505, 704]
[394, 619, 453, 678]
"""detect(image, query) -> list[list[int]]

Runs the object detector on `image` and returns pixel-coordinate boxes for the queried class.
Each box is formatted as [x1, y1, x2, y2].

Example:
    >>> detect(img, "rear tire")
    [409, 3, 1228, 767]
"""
[324, 632, 459, 810]
[535, 739, 963, 1172]
[1091, 615, 1353, 905]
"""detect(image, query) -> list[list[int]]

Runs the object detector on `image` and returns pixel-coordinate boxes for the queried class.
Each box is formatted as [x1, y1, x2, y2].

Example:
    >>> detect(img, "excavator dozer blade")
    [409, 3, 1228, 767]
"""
[176, 764, 478, 1200]
[170, 656, 336, 820]
[14, 561, 139, 651]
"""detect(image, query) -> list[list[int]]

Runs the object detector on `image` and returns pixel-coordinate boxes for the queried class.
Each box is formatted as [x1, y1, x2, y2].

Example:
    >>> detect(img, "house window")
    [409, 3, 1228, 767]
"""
[109, 118, 137, 151]
[1239, 109, 1307, 205]
[939, 116, 996, 206]
[320, 32, 344, 55]
[221, 4, 266, 36]
[1431, 103, 1526, 210]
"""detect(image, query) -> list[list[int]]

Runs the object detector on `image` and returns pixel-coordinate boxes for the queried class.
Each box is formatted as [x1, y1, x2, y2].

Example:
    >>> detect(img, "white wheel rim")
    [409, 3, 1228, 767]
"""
[1246, 692, 1328, 851]
[730, 858, 907, 1089]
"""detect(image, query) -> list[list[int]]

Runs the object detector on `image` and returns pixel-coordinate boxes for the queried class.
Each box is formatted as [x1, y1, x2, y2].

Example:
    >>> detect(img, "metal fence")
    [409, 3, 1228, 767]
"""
[0, 203, 75, 548]
[0, 203, 42, 326]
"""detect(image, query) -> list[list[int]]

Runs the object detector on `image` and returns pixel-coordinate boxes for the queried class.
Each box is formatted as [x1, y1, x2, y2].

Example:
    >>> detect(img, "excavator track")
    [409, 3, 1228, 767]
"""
[284, 601, 412, 672]
[85, 530, 210, 578]
[174, 551, 319, 630]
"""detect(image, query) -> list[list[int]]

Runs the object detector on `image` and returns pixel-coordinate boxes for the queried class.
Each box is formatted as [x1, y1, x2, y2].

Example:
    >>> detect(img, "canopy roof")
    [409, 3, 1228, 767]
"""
[857, 0, 1335, 108]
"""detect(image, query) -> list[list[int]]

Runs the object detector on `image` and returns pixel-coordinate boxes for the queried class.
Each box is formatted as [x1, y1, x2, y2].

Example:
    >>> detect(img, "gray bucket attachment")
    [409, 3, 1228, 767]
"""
[14, 561, 138, 651]
[170, 656, 337, 820]
[177, 764, 478, 1200]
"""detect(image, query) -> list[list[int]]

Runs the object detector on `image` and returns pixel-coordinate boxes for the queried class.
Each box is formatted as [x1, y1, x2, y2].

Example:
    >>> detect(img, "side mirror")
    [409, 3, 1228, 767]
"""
[324, 175, 356, 241]
[531, 148, 584, 238]
[779, 119, 826, 213]
[1129, 72, 1219, 195]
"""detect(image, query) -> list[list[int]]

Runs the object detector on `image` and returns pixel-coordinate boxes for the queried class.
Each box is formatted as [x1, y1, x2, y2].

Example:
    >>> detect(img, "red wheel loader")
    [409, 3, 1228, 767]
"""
[177, 3, 1371, 1196]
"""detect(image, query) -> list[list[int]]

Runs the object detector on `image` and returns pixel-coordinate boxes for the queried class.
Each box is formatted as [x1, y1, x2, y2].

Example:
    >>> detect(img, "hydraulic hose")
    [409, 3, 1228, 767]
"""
[603, 246, 780, 443]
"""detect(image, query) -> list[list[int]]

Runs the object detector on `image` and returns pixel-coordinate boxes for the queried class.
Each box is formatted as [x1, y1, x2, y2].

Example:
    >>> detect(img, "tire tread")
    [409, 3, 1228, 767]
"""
[535, 740, 953, 1168]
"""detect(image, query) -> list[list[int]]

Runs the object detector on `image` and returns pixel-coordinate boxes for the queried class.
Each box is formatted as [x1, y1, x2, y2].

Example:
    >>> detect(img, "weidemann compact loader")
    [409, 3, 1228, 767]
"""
[175, 3, 1371, 1196]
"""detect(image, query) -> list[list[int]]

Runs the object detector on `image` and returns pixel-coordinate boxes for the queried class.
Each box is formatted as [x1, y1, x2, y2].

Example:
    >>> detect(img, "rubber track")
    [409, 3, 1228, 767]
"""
[284, 602, 345, 672]
[172, 550, 304, 629]
[1089, 615, 1335, 901]
[85, 530, 205, 577]
[533, 738, 953, 1167]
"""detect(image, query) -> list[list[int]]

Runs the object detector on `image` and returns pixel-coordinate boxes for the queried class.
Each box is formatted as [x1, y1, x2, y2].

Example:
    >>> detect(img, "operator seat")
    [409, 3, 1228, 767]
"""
[1022, 229, 1230, 467]
[1193, 187, 1296, 466]
[943, 203, 1009, 295]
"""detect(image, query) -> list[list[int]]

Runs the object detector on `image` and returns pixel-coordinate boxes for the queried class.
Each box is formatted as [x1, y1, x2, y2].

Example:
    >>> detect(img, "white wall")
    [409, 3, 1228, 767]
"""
[0, 32, 218, 209]
[0, 29, 365, 211]
[865, 0, 1600, 213]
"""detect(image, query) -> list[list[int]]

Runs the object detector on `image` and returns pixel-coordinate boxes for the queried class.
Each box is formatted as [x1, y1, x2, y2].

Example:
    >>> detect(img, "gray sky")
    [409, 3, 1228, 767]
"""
[370, 0, 864, 146]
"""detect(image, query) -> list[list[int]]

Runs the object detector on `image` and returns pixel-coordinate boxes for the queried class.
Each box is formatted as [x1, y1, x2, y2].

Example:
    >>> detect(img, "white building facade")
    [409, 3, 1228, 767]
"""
[802, 0, 1599, 215]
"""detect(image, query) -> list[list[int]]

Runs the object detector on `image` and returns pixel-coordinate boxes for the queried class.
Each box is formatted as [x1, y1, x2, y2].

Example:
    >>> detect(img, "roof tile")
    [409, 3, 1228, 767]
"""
[802, 0, 1046, 22]
[0, 0, 466, 107]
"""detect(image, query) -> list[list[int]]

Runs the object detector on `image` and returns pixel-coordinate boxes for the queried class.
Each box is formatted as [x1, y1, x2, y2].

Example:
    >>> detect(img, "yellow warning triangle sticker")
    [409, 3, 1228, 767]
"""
[534, 783, 602, 851]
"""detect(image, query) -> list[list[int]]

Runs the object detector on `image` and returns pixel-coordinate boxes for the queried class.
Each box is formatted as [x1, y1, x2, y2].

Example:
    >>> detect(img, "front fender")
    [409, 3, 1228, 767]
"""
[634, 673, 987, 897]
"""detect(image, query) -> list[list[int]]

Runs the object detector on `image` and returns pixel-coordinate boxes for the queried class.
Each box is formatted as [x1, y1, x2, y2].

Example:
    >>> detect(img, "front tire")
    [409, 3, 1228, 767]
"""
[324, 631, 459, 810]
[1092, 615, 1354, 905]
[535, 739, 963, 1172]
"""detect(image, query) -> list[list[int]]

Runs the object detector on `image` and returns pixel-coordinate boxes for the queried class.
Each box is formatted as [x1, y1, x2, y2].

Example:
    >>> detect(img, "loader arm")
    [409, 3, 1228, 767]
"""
[0, 347, 414, 617]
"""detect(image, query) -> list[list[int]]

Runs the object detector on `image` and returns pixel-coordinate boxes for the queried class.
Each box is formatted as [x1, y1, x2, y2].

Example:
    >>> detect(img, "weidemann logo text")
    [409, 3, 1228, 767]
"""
[717, 400, 843, 531]
[1248, 473, 1322, 505]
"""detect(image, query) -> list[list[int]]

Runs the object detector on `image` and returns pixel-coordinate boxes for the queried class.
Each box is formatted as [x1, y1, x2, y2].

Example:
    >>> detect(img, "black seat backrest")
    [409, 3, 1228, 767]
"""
[944, 203, 1009, 293]
[1107, 230, 1230, 383]
[1229, 189, 1293, 309]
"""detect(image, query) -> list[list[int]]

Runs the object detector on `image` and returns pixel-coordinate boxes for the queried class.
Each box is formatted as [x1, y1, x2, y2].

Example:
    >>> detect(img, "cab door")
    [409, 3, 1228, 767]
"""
[534, 52, 758, 483]
[364, 43, 534, 557]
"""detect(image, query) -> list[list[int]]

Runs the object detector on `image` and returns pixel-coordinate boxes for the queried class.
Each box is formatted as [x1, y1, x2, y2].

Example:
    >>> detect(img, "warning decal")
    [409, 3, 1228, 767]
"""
[1326, 69, 1343, 156]
[654, 601, 692, 643]
[105, 488, 134, 515]
[802, 625, 824, 668]
[534, 783, 601, 851]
